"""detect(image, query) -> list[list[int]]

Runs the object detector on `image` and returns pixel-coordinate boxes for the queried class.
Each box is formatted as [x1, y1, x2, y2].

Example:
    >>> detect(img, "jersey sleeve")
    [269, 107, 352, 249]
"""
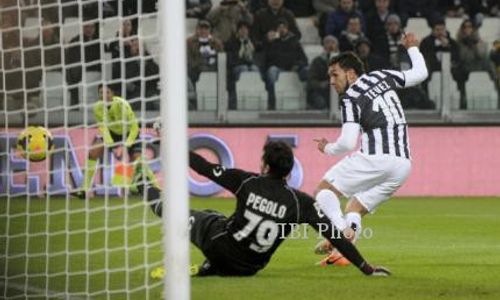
[380, 69, 406, 89]
[93, 102, 114, 146]
[189, 151, 255, 194]
[340, 97, 361, 124]
[296, 190, 372, 273]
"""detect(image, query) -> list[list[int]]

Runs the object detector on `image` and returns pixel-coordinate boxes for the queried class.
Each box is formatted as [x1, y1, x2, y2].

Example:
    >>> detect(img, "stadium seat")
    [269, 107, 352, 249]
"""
[144, 39, 160, 63]
[186, 18, 198, 37]
[63, 17, 80, 43]
[22, 17, 39, 39]
[79, 71, 102, 107]
[479, 17, 500, 46]
[304, 44, 324, 64]
[41, 71, 65, 108]
[140, 16, 158, 39]
[427, 72, 442, 108]
[275, 72, 306, 110]
[102, 17, 120, 42]
[211, 0, 223, 9]
[405, 18, 429, 36]
[236, 72, 267, 110]
[196, 72, 218, 110]
[427, 71, 461, 110]
[445, 17, 463, 38]
[466, 71, 498, 110]
[103, 52, 113, 81]
[297, 18, 321, 45]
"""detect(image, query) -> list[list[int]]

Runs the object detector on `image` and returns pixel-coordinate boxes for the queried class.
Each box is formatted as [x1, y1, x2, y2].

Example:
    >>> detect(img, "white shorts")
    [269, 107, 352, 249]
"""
[323, 152, 412, 212]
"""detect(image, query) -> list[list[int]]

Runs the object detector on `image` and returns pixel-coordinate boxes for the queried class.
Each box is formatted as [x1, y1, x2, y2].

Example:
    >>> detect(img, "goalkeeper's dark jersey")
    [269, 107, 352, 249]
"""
[190, 152, 370, 274]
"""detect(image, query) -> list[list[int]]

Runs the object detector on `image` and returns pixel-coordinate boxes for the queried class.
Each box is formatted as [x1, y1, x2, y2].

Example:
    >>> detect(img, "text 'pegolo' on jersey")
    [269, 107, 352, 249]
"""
[341, 70, 410, 159]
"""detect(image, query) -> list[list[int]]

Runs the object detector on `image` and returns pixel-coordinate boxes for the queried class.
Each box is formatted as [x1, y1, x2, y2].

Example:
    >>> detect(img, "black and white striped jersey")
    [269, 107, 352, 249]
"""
[340, 69, 411, 159]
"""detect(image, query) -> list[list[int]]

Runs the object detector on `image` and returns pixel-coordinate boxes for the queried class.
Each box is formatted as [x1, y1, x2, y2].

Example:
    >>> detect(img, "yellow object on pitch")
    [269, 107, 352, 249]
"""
[150, 267, 165, 279]
[150, 264, 200, 280]
[16, 126, 54, 162]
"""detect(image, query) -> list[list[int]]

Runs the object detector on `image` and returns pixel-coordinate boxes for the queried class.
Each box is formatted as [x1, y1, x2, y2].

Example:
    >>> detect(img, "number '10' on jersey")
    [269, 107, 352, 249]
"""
[341, 70, 411, 159]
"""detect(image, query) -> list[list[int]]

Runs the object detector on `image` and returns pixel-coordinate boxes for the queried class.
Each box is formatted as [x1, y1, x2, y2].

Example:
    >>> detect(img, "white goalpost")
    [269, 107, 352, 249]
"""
[160, 0, 191, 299]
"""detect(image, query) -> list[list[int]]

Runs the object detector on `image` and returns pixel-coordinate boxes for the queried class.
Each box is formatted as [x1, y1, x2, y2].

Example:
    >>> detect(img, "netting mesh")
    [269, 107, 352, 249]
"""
[1, 1, 164, 298]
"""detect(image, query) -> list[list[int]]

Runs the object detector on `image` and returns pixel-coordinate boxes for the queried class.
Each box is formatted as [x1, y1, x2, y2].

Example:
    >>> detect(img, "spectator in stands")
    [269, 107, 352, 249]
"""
[252, 0, 318, 17]
[1, 6, 24, 111]
[398, 0, 439, 28]
[40, 19, 62, 70]
[248, 0, 267, 13]
[371, 14, 410, 70]
[490, 40, 500, 108]
[65, 21, 102, 106]
[491, 40, 500, 87]
[354, 37, 389, 72]
[307, 35, 339, 110]
[120, 0, 157, 15]
[225, 21, 260, 109]
[365, 0, 394, 43]
[251, 0, 301, 67]
[186, 0, 212, 19]
[324, 0, 365, 39]
[117, 38, 160, 110]
[284, 0, 316, 17]
[437, 0, 470, 18]
[469, 0, 500, 19]
[455, 19, 495, 109]
[187, 20, 224, 84]
[108, 18, 138, 81]
[357, 0, 397, 14]
[313, 0, 338, 38]
[22, 18, 63, 109]
[263, 18, 308, 110]
[338, 15, 366, 51]
[207, 0, 253, 43]
[420, 19, 461, 108]
[60, 0, 78, 21]
[39, 0, 59, 24]
[109, 17, 137, 48]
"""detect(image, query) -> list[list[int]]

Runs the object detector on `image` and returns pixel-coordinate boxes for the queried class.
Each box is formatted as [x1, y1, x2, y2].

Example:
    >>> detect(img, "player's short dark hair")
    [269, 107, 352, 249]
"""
[97, 83, 116, 94]
[262, 141, 294, 178]
[329, 51, 366, 76]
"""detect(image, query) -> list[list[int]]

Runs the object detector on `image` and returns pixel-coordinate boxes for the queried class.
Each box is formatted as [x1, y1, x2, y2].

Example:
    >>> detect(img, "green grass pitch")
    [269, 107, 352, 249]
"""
[1, 196, 500, 299]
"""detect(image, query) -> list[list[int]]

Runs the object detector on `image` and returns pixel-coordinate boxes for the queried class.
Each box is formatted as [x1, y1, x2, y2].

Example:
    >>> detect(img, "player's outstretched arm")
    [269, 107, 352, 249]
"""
[400, 32, 429, 87]
[314, 122, 360, 156]
[189, 151, 255, 194]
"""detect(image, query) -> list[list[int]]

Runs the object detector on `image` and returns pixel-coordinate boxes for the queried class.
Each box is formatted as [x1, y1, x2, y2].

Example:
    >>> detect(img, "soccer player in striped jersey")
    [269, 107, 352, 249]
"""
[313, 33, 428, 265]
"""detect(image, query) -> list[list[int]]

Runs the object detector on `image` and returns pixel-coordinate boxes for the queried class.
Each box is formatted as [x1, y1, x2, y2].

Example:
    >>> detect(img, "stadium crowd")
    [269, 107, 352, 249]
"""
[0, 0, 499, 112]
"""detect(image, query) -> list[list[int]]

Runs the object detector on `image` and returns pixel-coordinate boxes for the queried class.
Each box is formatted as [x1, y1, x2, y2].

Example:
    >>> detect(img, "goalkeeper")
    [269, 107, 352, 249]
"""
[76, 84, 157, 199]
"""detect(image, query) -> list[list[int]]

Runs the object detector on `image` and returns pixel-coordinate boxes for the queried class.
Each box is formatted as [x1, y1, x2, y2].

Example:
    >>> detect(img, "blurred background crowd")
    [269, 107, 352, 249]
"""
[1, 0, 499, 113]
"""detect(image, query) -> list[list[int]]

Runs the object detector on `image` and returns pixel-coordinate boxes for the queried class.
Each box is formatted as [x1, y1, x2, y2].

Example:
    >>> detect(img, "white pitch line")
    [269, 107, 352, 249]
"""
[0, 281, 89, 300]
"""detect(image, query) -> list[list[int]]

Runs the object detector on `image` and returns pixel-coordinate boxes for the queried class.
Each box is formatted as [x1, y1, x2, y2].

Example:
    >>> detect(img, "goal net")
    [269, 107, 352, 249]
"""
[0, 1, 168, 298]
